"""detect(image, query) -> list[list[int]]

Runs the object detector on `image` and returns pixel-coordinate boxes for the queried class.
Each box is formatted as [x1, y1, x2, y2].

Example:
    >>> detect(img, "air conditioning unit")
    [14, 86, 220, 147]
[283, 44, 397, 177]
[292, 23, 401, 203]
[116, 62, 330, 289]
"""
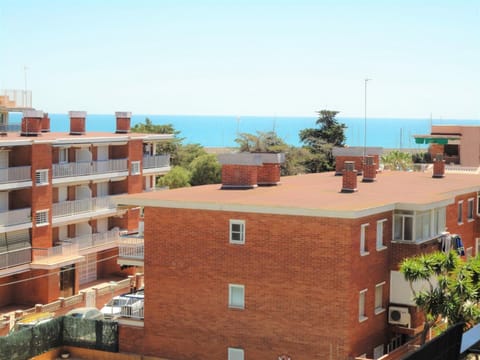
[388, 306, 411, 327]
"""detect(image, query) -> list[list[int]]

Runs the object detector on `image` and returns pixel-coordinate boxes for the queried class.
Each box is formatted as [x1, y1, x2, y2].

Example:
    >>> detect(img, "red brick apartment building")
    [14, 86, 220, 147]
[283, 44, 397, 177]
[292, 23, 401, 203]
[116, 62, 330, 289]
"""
[116, 152, 480, 360]
[0, 92, 172, 307]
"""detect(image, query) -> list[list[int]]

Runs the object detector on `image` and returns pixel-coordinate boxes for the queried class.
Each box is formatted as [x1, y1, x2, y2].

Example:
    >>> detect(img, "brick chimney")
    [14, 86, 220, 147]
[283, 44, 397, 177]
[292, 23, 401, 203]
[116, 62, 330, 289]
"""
[69, 111, 87, 135]
[341, 161, 358, 193]
[362, 155, 376, 182]
[257, 153, 285, 186]
[21, 110, 44, 136]
[115, 111, 132, 133]
[41, 112, 50, 132]
[218, 153, 262, 189]
[433, 153, 445, 178]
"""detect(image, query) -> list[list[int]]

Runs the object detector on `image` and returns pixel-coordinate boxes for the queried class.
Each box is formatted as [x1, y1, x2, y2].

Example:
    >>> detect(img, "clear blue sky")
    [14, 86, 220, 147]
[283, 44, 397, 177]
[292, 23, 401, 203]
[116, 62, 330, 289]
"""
[1, 0, 478, 118]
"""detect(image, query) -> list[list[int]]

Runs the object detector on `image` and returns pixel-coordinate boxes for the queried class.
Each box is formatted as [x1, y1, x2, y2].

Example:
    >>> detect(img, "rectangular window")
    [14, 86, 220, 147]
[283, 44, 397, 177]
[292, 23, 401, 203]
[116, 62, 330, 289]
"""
[59, 148, 68, 163]
[229, 284, 245, 309]
[458, 201, 464, 224]
[35, 210, 49, 226]
[360, 223, 369, 256]
[468, 198, 474, 221]
[35, 169, 49, 185]
[376, 219, 387, 250]
[394, 208, 446, 243]
[131, 161, 141, 175]
[228, 348, 244, 360]
[229, 220, 245, 244]
[375, 282, 385, 314]
[359, 289, 367, 322]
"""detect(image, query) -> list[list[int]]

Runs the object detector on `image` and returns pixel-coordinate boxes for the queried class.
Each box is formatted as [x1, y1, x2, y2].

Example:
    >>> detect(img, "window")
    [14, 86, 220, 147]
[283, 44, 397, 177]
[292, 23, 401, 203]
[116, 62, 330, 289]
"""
[131, 161, 141, 175]
[466, 247, 473, 259]
[35, 210, 49, 226]
[59, 148, 68, 163]
[229, 220, 245, 244]
[468, 198, 474, 221]
[359, 289, 368, 322]
[477, 192, 480, 215]
[394, 207, 446, 243]
[458, 201, 464, 224]
[229, 284, 245, 309]
[376, 219, 387, 250]
[375, 282, 386, 314]
[35, 169, 49, 185]
[360, 223, 369, 256]
[228, 348, 244, 360]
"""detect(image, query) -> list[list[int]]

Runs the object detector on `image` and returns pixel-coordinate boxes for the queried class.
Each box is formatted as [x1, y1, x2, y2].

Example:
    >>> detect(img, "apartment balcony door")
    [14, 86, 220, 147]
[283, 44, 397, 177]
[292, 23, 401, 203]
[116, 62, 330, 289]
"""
[0, 191, 7, 212]
[78, 253, 97, 285]
[0, 151, 8, 168]
[97, 145, 108, 161]
[60, 264, 75, 297]
[75, 185, 91, 200]
[76, 148, 92, 163]
[97, 182, 109, 197]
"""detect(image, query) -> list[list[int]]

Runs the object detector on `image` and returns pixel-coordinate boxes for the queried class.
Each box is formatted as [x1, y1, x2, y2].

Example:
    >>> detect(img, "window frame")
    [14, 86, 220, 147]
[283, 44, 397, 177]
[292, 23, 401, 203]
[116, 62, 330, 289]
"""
[131, 161, 141, 175]
[376, 219, 387, 251]
[228, 284, 245, 309]
[59, 147, 68, 163]
[229, 220, 245, 245]
[35, 169, 49, 186]
[360, 223, 370, 256]
[374, 282, 386, 315]
[228, 347, 244, 360]
[467, 198, 474, 221]
[458, 200, 464, 224]
[35, 210, 49, 226]
[359, 289, 368, 322]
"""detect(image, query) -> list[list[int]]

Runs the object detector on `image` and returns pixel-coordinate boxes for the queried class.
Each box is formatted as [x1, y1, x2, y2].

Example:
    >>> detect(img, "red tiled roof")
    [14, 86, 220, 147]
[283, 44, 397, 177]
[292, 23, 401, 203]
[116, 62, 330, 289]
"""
[116, 171, 480, 218]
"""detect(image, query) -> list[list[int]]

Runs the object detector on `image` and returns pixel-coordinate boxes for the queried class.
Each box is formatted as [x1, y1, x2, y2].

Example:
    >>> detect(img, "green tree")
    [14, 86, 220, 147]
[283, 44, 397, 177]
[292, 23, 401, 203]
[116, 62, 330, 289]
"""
[400, 251, 480, 344]
[189, 154, 221, 186]
[235, 131, 288, 153]
[175, 143, 208, 168]
[299, 110, 347, 173]
[381, 150, 413, 171]
[157, 166, 191, 189]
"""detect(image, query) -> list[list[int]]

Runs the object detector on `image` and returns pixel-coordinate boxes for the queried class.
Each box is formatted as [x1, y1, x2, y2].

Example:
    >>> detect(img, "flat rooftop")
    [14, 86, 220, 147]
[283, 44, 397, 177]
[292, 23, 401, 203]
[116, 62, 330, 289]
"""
[116, 171, 480, 218]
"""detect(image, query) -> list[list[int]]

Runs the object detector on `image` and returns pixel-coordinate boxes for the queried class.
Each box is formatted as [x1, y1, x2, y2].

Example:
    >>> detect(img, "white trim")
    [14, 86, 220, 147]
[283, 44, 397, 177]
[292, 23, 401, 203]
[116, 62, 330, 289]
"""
[467, 198, 475, 222]
[228, 284, 245, 309]
[35, 209, 49, 226]
[228, 347, 244, 360]
[376, 218, 388, 251]
[374, 282, 386, 315]
[458, 200, 464, 224]
[229, 220, 245, 245]
[35, 169, 49, 186]
[359, 288, 368, 322]
[360, 223, 369, 256]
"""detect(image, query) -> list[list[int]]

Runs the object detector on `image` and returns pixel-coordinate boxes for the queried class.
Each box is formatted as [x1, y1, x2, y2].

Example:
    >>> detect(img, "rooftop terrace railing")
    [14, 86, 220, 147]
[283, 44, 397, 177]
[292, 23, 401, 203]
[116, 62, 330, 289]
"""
[53, 159, 128, 178]
[0, 89, 32, 109]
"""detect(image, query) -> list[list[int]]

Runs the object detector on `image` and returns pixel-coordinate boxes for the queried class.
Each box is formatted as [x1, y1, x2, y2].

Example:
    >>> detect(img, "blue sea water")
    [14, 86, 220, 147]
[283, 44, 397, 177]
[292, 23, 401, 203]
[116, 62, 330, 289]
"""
[8, 113, 480, 149]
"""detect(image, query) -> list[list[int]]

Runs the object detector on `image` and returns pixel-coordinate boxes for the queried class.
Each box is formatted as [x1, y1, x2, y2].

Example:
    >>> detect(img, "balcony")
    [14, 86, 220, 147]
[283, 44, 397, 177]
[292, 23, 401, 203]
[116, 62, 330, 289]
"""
[0, 208, 32, 233]
[118, 235, 144, 267]
[52, 196, 120, 225]
[52, 159, 128, 184]
[31, 242, 84, 269]
[61, 228, 120, 255]
[0, 166, 32, 190]
[0, 89, 32, 110]
[142, 154, 170, 175]
[0, 247, 31, 273]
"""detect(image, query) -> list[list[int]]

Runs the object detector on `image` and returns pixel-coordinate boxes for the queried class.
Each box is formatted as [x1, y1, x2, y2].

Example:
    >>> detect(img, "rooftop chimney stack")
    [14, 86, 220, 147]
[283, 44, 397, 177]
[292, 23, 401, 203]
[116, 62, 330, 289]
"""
[433, 153, 445, 178]
[257, 153, 285, 186]
[341, 161, 358, 193]
[69, 111, 87, 135]
[115, 111, 132, 133]
[362, 155, 376, 182]
[41, 112, 50, 132]
[21, 110, 44, 136]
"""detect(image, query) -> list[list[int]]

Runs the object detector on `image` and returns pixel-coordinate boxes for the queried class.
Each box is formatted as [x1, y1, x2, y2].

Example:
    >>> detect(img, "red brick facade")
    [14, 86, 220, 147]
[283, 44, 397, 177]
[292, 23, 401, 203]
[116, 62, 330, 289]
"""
[221, 165, 258, 188]
[257, 163, 281, 185]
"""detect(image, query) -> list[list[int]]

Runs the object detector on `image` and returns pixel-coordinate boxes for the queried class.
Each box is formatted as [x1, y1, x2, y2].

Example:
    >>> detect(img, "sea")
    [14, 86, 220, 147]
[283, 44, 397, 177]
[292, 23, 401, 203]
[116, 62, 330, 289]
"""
[8, 113, 480, 150]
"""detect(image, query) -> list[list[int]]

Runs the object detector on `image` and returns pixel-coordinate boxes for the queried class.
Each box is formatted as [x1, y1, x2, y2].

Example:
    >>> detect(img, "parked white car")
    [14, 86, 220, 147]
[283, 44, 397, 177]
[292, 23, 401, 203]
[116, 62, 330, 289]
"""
[101, 293, 143, 319]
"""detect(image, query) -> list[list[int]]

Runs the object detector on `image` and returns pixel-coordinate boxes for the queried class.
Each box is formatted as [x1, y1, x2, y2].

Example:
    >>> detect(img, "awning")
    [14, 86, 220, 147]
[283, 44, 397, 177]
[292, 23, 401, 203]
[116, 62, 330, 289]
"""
[413, 135, 460, 145]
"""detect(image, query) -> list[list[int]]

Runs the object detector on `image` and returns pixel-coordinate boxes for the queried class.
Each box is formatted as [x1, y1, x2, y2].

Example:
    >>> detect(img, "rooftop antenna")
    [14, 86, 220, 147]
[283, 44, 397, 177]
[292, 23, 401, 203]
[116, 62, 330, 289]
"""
[23, 65, 29, 107]
[363, 78, 372, 159]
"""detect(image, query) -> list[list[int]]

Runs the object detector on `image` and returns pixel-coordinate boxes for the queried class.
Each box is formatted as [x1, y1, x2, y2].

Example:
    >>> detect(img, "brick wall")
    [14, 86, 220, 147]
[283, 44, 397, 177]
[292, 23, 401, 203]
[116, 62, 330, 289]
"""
[128, 140, 143, 194]
[140, 207, 394, 359]
[257, 163, 281, 185]
[221, 165, 258, 188]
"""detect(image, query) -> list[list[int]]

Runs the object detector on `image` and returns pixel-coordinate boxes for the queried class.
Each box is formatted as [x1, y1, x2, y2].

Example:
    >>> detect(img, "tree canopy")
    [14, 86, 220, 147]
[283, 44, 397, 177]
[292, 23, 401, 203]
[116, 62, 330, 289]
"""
[157, 166, 191, 189]
[189, 154, 221, 186]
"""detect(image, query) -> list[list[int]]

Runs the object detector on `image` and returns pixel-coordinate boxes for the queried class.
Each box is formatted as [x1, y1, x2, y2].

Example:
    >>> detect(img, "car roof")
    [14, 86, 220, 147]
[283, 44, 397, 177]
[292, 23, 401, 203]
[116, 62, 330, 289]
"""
[66, 307, 100, 315]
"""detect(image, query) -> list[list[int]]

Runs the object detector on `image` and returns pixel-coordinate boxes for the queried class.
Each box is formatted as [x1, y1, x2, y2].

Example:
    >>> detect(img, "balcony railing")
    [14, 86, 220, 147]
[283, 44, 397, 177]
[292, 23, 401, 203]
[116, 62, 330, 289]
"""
[53, 159, 128, 179]
[61, 228, 120, 250]
[32, 242, 79, 261]
[0, 247, 31, 269]
[0, 89, 32, 109]
[0, 166, 32, 184]
[118, 236, 144, 260]
[52, 197, 117, 218]
[0, 208, 32, 227]
[143, 154, 170, 169]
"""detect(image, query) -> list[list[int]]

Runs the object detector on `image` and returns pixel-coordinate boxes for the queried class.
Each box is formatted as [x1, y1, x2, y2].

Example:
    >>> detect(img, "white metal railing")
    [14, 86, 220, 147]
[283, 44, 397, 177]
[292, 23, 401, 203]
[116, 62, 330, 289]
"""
[0, 89, 32, 109]
[0, 208, 32, 227]
[120, 301, 144, 320]
[445, 165, 480, 174]
[53, 159, 128, 178]
[32, 242, 79, 260]
[118, 237, 144, 259]
[143, 154, 170, 169]
[61, 228, 119, 250]
[0, 247, 31, 269]
[0, 166, 31, 184]
[52, 197, 117, 218]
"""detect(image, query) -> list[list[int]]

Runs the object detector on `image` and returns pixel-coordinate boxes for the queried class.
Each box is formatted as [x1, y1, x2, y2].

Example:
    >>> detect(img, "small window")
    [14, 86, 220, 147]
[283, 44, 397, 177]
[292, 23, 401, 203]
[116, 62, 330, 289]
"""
[229, 284, 245, 309]
[359, 289, 368, 322]
[458, 201, 464, 224]
[468, 198, 474, 221]
[230, 220, 245, 244]
[131, 161, 141, 175]
[59, 148, 68, 163]
[360, 223, 369, 256]
[376, 219, 387, 250]
[228, 347, 244, 360]
[35, 210, 49, 226]
[466, 247, 473, 259]
[374, 282, 386, 314]
[35, 169, 49, 185]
